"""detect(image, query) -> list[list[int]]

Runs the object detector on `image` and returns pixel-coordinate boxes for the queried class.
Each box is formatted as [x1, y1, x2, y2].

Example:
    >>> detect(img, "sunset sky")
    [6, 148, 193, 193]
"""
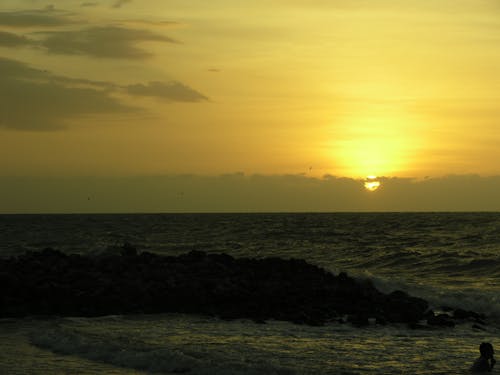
[2, 0, 500, 212]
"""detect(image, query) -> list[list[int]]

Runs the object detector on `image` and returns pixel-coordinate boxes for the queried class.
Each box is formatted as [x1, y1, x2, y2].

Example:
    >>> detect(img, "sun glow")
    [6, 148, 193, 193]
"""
[364, 176, 381, 191]
[330, 102, 424, 178]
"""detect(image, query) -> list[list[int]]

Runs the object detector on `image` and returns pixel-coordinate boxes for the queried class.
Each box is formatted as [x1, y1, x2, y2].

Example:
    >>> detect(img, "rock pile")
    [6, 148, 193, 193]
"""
[0, 247, 485, 327]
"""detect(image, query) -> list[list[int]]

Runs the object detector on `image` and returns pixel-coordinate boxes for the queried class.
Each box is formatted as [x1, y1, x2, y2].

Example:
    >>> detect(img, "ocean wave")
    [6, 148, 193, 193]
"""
[466, 258, 500, 268]
[428, 258, 500, 277]
[345, 248, 500, 279]
[362, 273, 500, 321]
[30, 328, 296, 375]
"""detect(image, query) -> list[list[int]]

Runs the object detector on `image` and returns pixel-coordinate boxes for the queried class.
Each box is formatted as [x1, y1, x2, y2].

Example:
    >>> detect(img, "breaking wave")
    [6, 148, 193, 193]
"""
[30, 327, 296, 375]
[362, 273, 500, 320]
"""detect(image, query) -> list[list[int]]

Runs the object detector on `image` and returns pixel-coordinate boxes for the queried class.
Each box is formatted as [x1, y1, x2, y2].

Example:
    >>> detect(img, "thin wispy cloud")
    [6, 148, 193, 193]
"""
[112, 0, 132, 9]
[81, 2, 99, 7]
[126, 81, 209, 102]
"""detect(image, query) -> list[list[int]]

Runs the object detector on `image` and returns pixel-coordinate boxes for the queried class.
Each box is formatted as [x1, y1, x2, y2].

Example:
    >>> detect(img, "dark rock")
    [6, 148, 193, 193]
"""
[453, 308, 485, 321]
[408, 322, 429, 330]
[424, 309, 435, 319]
[252, 318, 266, 324]
[383, 290, 428, 323]
[179, 250, 207, 262]
[348, 314, 369, 327]
[427, 313, 455, 327]
[172, 367, 191, 374]
[472, 324, 486, 331]
[120, 243, 137, 257]
[0, 249, 467, 328]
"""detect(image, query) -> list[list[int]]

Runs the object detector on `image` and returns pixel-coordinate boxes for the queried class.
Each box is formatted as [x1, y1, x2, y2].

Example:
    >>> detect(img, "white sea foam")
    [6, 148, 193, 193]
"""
[30, 327, 296, 375]
[361, 272, 500, 320]
[25, 314, 497, 375]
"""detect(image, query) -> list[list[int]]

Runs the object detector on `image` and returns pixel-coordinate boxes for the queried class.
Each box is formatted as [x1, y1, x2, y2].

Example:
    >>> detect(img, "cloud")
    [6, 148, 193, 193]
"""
[0, 31, 33, 47]
[126, 81, 208, 102]
[0, 8, 69, 27]
[0, 57, 208, 130]
[0, 58, 133, 131]
[117, 20, 180, 29]
[41, 26, 177, 58]
[2, 174, 500, 213]
[0, 56, 116, 89]
[112, 0, 132, 8]
[0, 56, 48, 79]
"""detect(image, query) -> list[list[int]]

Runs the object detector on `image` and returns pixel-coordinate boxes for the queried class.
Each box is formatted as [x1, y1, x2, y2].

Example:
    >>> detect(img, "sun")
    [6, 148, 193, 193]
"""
[364, 176, 381, 192]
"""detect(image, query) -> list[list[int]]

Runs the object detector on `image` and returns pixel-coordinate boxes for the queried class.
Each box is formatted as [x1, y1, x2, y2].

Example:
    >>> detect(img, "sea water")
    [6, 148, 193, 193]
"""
[0, 213, 499, 374]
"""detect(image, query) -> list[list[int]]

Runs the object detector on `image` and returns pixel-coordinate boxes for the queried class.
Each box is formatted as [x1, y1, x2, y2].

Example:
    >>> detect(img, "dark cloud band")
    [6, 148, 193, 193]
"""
[0, 31, 33, 47]
[0, 58, 132, 131]
[0, 58, 208, 131]
[40, 26, 177, 59]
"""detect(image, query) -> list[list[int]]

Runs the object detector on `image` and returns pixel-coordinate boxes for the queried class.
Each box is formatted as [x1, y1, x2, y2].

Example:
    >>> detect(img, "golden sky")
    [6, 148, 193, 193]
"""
[1, 0, 500, 181]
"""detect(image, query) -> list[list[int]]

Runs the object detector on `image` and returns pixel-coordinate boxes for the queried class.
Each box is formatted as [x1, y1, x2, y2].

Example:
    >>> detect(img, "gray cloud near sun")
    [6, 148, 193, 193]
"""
[40, 26, 177, 59]
[0, 57, 208, 130]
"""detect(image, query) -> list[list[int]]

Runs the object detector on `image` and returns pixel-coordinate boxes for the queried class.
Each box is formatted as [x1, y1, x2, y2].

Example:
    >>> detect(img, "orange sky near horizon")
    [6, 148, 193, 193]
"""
[1, 0, 500, 180]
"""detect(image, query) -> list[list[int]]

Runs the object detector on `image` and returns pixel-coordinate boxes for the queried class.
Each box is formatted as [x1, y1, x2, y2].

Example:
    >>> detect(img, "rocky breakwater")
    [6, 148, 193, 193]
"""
[0, 246, 485, 327]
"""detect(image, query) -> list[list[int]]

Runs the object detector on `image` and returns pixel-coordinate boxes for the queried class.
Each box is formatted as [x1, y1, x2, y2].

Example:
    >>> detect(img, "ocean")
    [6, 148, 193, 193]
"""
[0, 213, 499, 374]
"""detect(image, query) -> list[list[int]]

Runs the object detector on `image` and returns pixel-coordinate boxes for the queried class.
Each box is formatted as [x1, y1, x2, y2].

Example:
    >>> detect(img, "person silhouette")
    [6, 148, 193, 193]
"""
[471, 342, 496, 372]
